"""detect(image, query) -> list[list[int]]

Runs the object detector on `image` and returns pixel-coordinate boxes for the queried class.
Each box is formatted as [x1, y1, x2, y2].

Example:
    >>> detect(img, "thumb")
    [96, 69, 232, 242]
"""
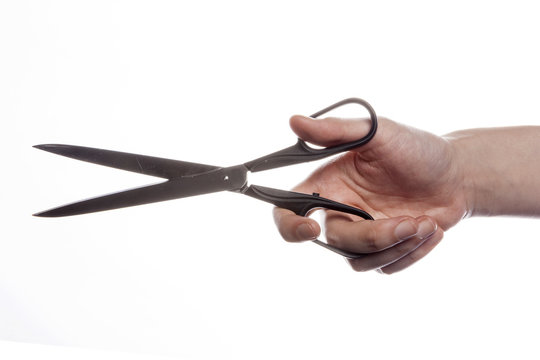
[289, 115, 374, 148]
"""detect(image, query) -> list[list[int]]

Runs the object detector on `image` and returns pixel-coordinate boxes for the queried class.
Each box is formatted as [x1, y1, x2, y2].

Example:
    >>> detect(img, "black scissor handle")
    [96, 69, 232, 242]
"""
[308, 97, 378, 150]
[243, 185, 370, 259]
[244, 98, 378, 173]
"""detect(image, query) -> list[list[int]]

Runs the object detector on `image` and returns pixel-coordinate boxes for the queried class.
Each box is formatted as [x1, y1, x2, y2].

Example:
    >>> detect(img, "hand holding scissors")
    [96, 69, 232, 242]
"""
[275, 112, 463, 273]
[34, 98, 379, 259]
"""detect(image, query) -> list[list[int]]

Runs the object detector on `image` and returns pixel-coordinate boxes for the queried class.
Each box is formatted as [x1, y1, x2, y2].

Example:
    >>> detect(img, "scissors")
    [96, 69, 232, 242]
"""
[33, 98, 377, 259]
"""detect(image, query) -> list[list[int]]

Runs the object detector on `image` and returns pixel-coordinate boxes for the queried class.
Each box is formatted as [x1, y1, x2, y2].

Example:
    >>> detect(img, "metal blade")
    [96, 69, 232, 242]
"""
[33, 144, 219, 179]
[33, 165, 248, 217]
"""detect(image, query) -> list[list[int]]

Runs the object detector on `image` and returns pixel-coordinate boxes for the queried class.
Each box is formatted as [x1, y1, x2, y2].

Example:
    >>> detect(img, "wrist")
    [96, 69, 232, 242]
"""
[445, 126, 540, 217]
[445, 130, 493, 217]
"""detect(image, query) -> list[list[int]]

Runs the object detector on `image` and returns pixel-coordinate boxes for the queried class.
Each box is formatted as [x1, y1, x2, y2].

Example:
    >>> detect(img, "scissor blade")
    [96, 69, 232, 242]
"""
[33, 144, 219, 179]
[33, 165, 248, 217]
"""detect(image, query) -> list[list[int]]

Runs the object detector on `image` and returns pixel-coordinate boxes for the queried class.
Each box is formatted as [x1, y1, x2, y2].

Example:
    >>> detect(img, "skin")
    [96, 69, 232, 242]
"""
[273, 115, 540, 274]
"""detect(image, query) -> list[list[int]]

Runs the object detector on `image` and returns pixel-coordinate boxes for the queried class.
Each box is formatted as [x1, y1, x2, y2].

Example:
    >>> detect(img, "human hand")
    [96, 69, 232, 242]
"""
[273, 115, 469, 274]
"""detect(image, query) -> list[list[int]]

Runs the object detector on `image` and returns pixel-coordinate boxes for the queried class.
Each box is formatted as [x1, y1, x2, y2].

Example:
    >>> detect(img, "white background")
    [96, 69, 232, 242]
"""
[1, 1, 539, 359]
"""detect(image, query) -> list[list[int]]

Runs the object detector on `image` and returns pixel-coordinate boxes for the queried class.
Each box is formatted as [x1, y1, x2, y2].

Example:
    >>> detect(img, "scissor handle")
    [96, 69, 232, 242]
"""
[243, 185, 370, 259]
[244, 97, 378, 173]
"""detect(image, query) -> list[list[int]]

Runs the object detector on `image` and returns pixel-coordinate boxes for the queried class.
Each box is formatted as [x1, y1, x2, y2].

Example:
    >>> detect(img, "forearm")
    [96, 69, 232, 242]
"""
[446, 126, 540, 217]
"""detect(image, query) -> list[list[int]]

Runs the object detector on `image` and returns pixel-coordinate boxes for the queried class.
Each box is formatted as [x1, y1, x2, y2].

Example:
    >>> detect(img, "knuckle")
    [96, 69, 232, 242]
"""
[325, 229, 341, 247]
[363, 226, 380, 251]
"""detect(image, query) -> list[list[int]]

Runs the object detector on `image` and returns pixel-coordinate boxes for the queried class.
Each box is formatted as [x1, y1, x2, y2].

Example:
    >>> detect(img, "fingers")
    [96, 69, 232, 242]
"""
[273, 205, 442, 274]
[325, 213, 438, 253]
[346, 221, 441, 273]
[324, 213, 439, 273]
[273, 207, 321, 242]
[289, 115, 374, 148]
[347, 233, 429, 272]
[377, 228, 444, 275]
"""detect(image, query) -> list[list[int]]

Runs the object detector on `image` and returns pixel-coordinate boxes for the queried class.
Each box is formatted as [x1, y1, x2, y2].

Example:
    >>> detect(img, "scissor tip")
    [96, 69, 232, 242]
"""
[33, 144, 55, 152]
[33, 144, 75, 157]
[33, 210, 61, 217]
[33, 204, 80, 217]
[33, 210, 48, 217]
[33, 144, 57, 150]
[33, 205, 67, 217]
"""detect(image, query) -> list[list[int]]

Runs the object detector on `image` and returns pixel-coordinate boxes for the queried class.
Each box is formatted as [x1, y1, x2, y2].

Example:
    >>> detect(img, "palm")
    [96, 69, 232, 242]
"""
[296, 119, 467, 231]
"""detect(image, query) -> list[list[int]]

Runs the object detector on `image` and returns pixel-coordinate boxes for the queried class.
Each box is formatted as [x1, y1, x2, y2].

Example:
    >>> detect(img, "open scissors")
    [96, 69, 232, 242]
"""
[33, 98, 377, 259]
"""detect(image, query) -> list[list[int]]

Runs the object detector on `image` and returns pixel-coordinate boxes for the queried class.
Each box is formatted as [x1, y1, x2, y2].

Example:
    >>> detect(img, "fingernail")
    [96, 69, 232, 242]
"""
[417, 218, 437, 239]
[394, 219, 417, 240]
[297, 223, 317, 240]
